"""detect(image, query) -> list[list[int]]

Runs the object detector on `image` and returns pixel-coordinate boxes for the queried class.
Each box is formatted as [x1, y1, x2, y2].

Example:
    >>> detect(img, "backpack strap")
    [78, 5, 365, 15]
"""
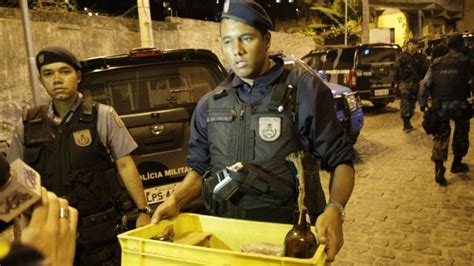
[23, 105, 54, 145]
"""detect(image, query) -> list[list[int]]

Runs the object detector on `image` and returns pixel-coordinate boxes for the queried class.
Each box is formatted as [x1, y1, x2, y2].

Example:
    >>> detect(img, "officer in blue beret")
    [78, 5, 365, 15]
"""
[152, 0, 355, 261]
[9, 46, 151, 265]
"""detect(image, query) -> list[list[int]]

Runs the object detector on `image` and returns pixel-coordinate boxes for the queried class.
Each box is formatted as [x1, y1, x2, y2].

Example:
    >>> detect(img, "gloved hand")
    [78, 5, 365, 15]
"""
[420, 105, 427, 112]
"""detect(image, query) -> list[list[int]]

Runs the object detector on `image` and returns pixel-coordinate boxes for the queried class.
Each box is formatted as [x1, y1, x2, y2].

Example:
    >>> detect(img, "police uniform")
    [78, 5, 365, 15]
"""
[187, 0, 354, 223]
[396, 39, 429, 131]
[419, 34, 473, 185]
[7, 47, 138, 265]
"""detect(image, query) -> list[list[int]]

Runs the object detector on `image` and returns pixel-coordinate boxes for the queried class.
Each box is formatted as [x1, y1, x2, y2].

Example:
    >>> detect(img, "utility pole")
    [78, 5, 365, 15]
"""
[20, 0, 41, 107]
[361, 0, 369, 43]
[137, 0, 154, 48]
[344, 0, 348, 46]
[418, 10, 423, 38]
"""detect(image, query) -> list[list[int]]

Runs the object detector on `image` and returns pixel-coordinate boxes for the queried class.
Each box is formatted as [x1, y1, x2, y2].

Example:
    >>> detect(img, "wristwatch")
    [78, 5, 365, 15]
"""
[137, 206, 153, 215]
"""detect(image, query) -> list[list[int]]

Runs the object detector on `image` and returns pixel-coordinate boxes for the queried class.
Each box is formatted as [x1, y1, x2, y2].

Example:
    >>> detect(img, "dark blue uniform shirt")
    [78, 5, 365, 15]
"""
[186, 58, 354, 176]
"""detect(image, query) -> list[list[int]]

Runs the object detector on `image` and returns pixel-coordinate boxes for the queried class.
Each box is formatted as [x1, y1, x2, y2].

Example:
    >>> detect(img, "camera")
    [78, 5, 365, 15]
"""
[213, 162, 243, 201]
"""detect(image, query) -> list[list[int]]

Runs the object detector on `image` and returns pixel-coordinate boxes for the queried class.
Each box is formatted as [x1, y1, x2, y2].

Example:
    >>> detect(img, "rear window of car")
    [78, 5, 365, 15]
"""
[81, 64, 218, 115]
[322, 48, 356, 70]
[358, 47, 398, 64]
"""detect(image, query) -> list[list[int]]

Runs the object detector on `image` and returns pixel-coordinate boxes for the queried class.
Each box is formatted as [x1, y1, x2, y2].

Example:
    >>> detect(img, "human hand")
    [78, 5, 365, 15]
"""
[21, 187, 78, 266]
[315, 206, 343, 262]
[136, 213, 151, 228]
[150, 195, 179, 224]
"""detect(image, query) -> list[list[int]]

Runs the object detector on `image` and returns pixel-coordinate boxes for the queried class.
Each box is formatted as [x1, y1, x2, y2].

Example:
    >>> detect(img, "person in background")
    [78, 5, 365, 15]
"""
[7, 47, 151, 265]
[151, 0, 355, 262]
[396, 38, 429, 132]
[419, 34, 473, 186]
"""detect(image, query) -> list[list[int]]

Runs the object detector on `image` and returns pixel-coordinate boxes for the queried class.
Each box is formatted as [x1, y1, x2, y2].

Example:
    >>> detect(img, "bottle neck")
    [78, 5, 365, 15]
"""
[297, 209, 310, 229]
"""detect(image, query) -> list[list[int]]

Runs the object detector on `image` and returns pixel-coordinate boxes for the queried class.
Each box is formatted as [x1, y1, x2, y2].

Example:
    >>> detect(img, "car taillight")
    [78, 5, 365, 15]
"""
[129, 48, 162, 58]
[343, 70, 357, 87]
[349, 70, 357, 87]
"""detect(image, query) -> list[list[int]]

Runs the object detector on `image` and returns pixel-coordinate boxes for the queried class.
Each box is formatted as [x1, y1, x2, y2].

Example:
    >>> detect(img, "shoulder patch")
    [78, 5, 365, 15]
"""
[113, 111, 125, 128]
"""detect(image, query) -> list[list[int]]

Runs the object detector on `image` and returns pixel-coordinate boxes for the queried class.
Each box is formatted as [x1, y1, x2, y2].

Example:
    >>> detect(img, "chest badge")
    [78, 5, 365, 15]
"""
[73, 129, 92, 147]
[259, 117, 281, 142]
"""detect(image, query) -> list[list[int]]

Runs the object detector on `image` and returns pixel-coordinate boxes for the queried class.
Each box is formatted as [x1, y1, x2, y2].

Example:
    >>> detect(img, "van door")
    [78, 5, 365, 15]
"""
[355, 45, 400, 106]
[80, 63, 221, 206]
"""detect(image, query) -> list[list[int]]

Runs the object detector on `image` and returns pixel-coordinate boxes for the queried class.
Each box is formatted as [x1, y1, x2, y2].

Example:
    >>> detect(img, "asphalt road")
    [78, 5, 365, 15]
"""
[322, 100, 474, 265]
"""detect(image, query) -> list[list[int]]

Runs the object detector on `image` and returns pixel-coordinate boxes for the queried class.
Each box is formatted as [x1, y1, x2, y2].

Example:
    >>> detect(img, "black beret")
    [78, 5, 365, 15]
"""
[221, 0, 273, 31]
[447, 34, 464, 49]
[407, 38, 418, 44]
[36, 46, 81, 72]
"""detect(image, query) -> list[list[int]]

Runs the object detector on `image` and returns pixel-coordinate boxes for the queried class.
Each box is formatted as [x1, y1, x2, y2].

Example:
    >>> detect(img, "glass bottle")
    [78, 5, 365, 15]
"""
[283, 209, 318, 258]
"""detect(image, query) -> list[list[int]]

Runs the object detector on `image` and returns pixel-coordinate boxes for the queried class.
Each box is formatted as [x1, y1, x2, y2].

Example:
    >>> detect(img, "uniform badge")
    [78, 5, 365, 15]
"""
[113, 111, 125, 128]
[259, 117, 281, 142]
[73, 129, 92, 147]
[38, 54, 44, 64]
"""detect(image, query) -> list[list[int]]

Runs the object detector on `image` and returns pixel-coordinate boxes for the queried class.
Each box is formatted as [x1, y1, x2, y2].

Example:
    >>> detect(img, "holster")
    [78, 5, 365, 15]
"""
[78, 205, 122, 247]
[422, 107, 439, 135]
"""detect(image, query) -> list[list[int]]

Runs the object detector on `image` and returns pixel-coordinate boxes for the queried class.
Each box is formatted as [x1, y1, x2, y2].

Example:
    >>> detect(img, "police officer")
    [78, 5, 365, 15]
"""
[151, 0, 355, 262]
[419, 34, 473, 186]
[396, 38, 429, 131]
[7, 47, 151, 265]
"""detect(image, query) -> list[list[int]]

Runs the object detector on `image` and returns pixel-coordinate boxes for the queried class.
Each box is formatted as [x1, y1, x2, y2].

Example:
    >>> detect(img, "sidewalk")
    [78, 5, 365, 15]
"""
[323, 102, 474, 265]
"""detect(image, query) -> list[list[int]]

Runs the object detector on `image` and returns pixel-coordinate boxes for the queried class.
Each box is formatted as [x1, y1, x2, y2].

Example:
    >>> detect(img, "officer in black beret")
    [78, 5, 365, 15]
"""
[36, 46, 81, 72]
[8, 46, 151, 265]
[419, 33, 473, 186]
[152, 0, 355, 262]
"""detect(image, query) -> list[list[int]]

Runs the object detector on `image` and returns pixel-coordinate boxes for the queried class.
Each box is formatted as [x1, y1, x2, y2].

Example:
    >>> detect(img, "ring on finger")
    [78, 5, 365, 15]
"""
[59, 207, 70, 219]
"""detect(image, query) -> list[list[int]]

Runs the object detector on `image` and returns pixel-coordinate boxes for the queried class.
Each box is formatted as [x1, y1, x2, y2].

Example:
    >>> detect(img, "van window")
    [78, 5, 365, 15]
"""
[81, 64, 217, 115]
[358, 47, 398, 64]
[336, 48, 356, 69]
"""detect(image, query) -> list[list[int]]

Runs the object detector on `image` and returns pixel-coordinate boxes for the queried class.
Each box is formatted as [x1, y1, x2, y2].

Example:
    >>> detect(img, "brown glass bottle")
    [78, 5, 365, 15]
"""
[283, 209, 318, 258]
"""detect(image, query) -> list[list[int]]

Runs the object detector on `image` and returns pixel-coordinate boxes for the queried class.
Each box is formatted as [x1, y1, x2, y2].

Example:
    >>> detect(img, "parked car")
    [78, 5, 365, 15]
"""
[280, 55, 364, 144]
[302, 43, 401, 108]
[79, 48, 227, 212]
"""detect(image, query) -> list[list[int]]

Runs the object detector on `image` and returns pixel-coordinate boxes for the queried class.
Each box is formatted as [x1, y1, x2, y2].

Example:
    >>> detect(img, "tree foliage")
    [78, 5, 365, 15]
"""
[285, 0, 362, 45]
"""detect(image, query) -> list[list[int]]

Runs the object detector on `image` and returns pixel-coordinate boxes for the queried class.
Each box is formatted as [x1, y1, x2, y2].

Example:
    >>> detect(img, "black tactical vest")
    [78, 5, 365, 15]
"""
[202, 69, 326, 223]
[23, 102, 117, 215]
[431, 54, 470, 101]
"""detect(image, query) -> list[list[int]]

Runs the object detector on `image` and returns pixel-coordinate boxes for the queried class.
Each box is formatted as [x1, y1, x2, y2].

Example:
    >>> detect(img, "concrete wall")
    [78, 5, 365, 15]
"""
[0, 7, 315, 148]
[376, 8, 408, 46]
[457, 0, 474, 32]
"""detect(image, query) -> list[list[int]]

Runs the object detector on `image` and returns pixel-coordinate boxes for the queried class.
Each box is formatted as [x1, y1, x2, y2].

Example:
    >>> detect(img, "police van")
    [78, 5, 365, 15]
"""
[279, 54, 364, 144]
[302, 43, 401, 107]
[79, 48, 227, 212]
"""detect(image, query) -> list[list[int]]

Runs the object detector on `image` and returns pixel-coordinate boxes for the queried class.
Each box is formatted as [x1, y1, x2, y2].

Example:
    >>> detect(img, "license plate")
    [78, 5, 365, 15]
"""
[374, 89, 389, 96]
[144, 183, 179, 204]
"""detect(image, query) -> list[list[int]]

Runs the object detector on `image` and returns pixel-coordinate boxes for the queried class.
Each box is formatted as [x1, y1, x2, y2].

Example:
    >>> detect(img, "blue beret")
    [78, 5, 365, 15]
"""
[221, 0, 273, 31]
[36, 46, 81, 72]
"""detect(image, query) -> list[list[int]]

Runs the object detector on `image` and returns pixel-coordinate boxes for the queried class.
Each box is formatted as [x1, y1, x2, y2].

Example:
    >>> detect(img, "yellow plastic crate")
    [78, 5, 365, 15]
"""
[118, 213, 326, 265]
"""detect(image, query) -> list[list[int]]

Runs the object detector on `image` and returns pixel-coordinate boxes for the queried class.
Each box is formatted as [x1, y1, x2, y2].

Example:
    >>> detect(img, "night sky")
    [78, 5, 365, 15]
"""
[76, 0, 300, 21]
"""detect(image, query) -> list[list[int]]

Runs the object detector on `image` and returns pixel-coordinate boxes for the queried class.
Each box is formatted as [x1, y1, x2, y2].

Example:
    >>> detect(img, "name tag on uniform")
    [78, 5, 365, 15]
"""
[73, 129, 92, 147]
[258, 117, 281, 142]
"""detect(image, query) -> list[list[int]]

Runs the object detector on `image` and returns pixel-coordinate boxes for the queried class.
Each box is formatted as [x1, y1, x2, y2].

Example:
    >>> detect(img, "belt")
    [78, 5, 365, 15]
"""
[80, 206, 120, 228]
